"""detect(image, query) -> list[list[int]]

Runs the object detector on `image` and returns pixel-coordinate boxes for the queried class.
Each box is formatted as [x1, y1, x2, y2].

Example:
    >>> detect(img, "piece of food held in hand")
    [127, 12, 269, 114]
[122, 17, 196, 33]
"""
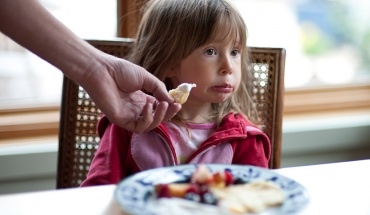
[169, 83, 196, 104]
[154, 165, 285, 214]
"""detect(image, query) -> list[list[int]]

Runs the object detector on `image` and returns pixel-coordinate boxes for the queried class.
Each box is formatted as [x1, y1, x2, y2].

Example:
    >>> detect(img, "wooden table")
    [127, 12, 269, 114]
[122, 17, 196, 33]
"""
[1, 159, 370, 215]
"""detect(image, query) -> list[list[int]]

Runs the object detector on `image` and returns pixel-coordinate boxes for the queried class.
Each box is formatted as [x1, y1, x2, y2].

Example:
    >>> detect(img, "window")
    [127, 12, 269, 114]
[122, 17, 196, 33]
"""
[230, 0, 370, 115]
[0, 0, 117, 143]
[232, 0, 370, 89]
[0, 0, 117, 110]
[1, 0, 369, 144]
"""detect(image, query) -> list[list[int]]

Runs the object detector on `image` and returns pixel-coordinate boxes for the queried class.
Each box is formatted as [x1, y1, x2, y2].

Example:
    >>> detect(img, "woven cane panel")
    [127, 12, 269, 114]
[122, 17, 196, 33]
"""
[59, 85, 103, 188]
[250, 52, 277, 145]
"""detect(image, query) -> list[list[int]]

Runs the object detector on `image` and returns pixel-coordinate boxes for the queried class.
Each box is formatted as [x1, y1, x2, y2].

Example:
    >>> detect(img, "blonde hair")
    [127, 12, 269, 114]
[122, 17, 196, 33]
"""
[128, 0, 256, 125]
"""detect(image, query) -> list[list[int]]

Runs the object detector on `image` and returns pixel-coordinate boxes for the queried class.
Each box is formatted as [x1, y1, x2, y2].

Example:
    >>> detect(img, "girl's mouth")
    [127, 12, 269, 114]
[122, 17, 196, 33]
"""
[211, 84, 233, 93]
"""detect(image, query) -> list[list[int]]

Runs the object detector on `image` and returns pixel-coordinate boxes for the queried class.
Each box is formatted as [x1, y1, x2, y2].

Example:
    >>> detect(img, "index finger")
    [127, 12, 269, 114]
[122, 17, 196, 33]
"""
[141, 72, 175, 103]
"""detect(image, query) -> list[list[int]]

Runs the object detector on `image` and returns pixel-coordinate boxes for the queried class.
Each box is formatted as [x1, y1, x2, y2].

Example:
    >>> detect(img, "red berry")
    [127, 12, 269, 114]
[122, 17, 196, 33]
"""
[224, 171, 233, 186]
[185, 184, 199, 194]
[156, 184, 171, 198]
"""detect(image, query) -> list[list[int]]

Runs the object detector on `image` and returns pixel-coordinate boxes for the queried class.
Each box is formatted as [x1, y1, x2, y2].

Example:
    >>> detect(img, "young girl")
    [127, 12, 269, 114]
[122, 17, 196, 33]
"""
[81, 0, 270, 187]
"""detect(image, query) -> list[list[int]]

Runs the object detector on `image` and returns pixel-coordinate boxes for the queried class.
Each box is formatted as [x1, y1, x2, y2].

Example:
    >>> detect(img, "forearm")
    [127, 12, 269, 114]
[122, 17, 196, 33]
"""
[0, 0, 103, 84]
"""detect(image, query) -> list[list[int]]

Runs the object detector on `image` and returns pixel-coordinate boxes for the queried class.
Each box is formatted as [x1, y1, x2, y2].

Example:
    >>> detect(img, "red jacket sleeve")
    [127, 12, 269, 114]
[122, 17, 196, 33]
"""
[80, 116, 131, 187]
[231, 132, 271, 168]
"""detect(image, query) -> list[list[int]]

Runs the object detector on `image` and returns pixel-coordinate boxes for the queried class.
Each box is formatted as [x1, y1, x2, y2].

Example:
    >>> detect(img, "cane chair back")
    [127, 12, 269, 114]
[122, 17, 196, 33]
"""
[57, 38, 285, 189]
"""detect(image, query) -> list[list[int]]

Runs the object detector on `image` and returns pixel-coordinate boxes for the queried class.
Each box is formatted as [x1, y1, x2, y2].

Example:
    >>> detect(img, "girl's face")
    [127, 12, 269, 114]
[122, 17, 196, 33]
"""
[168, 33, 242, 106]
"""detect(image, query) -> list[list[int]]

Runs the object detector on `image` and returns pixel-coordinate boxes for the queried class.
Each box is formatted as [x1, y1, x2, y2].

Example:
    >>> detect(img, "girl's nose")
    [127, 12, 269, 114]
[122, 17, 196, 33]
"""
[221, 69, 233, 75]
[220, 56, 233, 75]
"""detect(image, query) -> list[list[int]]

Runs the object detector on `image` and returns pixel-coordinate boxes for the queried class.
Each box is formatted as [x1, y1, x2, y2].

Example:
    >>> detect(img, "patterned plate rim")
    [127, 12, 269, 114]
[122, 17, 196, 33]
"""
[114, 164, 310, 215]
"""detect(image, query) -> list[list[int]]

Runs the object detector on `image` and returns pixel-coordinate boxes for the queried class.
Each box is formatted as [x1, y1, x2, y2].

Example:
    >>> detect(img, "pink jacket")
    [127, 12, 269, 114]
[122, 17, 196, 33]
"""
[81, 113, 271, 187]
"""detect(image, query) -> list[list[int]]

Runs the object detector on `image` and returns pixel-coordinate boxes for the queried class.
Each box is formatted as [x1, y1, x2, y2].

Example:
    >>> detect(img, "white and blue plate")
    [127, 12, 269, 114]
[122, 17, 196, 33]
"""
[114, 164, 309, 215]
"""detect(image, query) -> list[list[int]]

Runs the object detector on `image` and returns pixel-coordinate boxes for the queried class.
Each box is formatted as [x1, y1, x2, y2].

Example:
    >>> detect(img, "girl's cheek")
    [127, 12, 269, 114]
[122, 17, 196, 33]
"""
[234, 80, 241, 91]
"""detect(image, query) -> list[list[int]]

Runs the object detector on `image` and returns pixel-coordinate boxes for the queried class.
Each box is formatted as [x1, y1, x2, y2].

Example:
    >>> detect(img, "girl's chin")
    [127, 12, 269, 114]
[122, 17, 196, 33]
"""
[212, 93, 233, 102]
[209, 97, 231, 104]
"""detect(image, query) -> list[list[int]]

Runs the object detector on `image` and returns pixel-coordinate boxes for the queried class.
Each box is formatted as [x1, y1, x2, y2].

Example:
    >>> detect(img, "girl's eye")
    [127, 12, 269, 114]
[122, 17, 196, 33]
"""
[231, 49, 240, 56]
[205, 48, 216, 55]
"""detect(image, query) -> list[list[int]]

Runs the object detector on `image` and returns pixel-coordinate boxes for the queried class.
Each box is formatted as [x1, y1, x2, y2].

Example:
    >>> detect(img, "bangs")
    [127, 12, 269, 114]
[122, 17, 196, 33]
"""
[202, 0, 247, 50]
[207, 7, 247, 49]
[174, 0, 248, 58]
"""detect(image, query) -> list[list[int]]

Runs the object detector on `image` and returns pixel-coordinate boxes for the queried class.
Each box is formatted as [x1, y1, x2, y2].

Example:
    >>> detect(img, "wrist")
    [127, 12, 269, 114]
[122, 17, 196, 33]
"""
[74, 54, 110, 92]
[61, 43, 108, 87]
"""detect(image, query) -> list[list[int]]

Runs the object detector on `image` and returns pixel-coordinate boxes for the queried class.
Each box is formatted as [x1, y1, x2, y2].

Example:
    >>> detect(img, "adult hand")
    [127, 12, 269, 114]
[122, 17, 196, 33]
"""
[80, 53, 181, 132]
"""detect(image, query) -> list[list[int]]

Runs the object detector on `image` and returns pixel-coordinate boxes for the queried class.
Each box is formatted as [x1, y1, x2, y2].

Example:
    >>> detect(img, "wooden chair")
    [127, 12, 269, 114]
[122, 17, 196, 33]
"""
[57, 38, 285, 189]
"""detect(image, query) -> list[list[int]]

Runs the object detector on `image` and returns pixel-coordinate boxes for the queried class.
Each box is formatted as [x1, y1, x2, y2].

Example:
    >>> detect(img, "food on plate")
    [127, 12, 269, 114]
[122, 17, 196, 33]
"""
[169, 83, 196, 104]
[154, 165, 285, 214]
[212, 180, 285, 214]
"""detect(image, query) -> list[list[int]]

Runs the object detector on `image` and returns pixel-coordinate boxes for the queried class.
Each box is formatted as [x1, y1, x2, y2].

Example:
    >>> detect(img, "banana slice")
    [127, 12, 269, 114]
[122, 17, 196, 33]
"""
[169, 83, 196, 104]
